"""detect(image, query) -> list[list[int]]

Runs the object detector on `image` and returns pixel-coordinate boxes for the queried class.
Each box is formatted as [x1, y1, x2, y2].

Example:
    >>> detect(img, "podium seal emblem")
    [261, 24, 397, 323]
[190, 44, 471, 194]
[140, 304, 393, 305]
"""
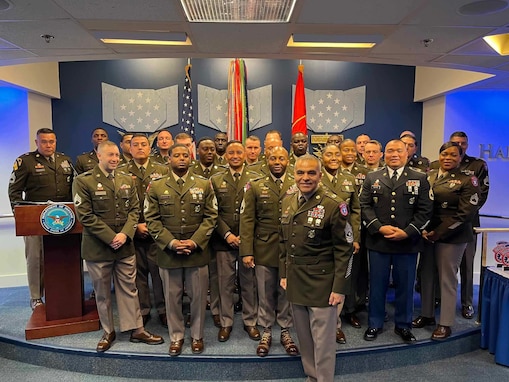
[40, 204, 76, 234]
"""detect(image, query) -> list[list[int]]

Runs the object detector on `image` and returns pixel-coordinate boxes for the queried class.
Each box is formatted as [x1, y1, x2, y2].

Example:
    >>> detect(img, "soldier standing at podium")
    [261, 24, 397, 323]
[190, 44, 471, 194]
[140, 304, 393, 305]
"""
[73, 140, 163, 352]
[8, 128, 74, 310]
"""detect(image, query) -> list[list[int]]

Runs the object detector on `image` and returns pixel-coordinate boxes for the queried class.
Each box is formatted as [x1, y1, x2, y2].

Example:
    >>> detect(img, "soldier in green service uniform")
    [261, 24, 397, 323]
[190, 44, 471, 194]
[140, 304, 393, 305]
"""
[240, 147, 299, 358]
[118, 133, 169, 328]
[320, 143, 361, 343]
[280, 154, 353, 382]
[73, 140, 163, 353]
[210, 141, 261, 343]
[144, 143, 217, 357]
[75, 128, 108, 174]
[8, 128, 74, 310]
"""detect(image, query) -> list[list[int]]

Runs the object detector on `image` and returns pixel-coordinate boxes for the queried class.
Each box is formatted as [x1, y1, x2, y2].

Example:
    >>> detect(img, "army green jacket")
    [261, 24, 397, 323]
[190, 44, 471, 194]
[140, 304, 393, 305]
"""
[144, 173, 217, 268]
[72, 166, 139, 261]
[9, 150, 73, 208]
[280, 187, 353, 307]
[239, 173, 296, 268]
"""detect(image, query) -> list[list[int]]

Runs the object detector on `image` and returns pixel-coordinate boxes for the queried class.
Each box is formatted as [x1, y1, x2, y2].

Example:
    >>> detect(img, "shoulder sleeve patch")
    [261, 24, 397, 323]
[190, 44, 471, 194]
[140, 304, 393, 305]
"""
[339, 202, 349, 217]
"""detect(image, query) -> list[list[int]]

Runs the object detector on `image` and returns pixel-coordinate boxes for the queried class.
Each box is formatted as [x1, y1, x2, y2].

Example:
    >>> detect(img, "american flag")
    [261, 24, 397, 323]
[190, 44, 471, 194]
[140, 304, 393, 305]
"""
[181, 63, 196, 157]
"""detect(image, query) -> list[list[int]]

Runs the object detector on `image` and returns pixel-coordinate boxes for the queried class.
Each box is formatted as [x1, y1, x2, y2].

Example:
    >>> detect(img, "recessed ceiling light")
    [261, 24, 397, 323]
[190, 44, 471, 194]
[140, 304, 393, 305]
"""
[458, 0, 508, 16]
[93, 31, 191, 46]
[287, 34, 380, 49]
[483, 33, 509, 55]
[181, 0, 297, 23]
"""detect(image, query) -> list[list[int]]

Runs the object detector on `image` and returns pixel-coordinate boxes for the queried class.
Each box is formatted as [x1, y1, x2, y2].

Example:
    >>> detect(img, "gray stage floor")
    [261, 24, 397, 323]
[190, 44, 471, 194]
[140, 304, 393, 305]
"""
[0, 278, 482, 356]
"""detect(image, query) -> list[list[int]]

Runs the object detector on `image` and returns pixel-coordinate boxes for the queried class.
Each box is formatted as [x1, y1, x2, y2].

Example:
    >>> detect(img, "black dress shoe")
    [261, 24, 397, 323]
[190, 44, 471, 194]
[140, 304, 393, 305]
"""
[412, 316, 436, 328]
[130, 330, 164, 345]
[462, 305, 474, 319]
[244, 325, 261, 340]
[364, 327, 381, 341]
[159, 313, 168, 328]
[345, 313, 361, 329]
[191, 338, 204, 354]
[169, 339, 184, 356]
[394, 327, 416, 342]
[431, 325, 451, 340]
[96, 331, 116, 352]
[218, 326, 232, 342]
[336, 329, 346, 344]
[212, 314, 221, 328]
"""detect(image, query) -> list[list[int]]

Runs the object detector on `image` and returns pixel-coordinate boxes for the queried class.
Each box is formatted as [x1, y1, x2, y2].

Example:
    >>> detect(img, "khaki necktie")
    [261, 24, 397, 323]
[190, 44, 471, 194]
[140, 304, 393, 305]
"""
[204, 168, 210, 178]
[298, 195, 306, 208]
[233, 172, 240, 186]
[177, 178, 184, 190]
[332, 175, 338, 186]
[275, 178, 283, 189]
[140, 166, 145, 177]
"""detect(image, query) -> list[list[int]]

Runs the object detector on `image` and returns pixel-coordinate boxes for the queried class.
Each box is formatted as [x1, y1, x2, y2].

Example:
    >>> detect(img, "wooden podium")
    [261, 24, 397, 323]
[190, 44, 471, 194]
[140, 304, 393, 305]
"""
[14, 203, 99, 340]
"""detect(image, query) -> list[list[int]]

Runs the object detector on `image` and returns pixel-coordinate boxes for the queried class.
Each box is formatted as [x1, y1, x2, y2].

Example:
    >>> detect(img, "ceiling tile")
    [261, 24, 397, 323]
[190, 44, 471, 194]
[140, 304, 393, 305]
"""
[372, 25, 493, 54]
[0, 20, 105, 49]
[297, 0, 422, 24]
[53, 0, 183, 21]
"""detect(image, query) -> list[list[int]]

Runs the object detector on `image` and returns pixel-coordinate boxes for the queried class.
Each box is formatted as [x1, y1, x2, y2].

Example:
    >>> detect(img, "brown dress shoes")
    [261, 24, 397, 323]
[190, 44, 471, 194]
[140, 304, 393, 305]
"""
[191, 338, 204, 354]
[336, 329, 346, 344]
[96, 331, 116, 352]
[244, 325, 261, 340]
[130, 330, 164, 345]
[169, 339, 184, 356]
[218, 326, 232, 342]
[431, 325, 451, 340]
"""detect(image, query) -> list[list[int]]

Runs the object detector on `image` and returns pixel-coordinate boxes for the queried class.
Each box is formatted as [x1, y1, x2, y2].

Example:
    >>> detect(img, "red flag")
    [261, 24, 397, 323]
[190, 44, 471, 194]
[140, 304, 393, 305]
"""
[292, 64, 307, 135]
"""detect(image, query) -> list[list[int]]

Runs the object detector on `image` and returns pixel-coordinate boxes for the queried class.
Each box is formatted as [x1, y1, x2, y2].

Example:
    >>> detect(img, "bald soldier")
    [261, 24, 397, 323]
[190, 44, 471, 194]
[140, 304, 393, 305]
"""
[240, 147, 299, 357]
[145, 143, 217, 356]
[280, 154, 353, 382]
[210, 141, 261, 342]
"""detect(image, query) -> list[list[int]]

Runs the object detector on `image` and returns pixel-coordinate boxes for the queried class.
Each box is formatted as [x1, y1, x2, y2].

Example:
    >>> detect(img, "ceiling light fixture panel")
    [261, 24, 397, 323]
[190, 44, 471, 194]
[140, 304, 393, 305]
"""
[181, 0, 297, 23]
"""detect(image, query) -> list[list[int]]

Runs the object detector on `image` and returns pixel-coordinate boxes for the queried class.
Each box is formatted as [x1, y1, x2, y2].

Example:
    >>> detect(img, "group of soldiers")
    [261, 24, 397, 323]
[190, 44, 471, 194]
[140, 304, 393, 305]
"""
[8, 126, 488, 382]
